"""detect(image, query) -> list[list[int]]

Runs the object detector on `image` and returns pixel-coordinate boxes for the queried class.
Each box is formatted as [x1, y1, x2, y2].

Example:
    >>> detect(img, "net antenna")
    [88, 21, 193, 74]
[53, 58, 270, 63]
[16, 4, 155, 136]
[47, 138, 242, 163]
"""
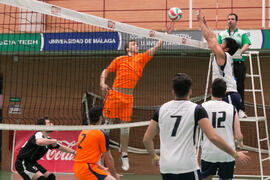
[0, 0, 208, 49]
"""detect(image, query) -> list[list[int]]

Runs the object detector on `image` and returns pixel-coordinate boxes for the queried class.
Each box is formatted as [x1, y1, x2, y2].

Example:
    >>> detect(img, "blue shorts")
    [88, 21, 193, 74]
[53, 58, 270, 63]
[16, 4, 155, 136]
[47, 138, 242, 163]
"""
[161, 170, 202, 180]
[222, 91, 242, 111]
[201, 159, 235, 179]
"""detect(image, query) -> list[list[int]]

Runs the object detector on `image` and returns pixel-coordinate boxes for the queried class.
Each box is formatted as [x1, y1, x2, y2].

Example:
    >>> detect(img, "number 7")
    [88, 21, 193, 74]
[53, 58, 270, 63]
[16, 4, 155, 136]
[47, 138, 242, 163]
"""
[171, 115, 182, 137]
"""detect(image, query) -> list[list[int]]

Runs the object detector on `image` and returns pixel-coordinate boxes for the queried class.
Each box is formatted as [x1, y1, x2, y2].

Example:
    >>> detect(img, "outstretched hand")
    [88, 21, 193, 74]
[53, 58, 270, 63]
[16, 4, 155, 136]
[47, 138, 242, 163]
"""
[235, 151, 250, 166]
[196, 9, 207, 25]
[166, 21, 175, 34]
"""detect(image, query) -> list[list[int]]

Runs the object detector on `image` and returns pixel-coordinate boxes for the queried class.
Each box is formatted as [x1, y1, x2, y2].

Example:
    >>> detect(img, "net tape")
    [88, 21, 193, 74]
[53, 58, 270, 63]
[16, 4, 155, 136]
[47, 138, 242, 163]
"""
[0, 121, 150, 131]
[0, 0, 208, 49]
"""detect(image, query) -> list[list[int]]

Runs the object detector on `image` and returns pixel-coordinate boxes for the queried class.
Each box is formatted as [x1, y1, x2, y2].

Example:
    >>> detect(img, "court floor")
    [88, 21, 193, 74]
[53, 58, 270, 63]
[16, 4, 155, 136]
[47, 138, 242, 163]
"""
[0, 171, 162, 180]
[0, 171, 268, 180]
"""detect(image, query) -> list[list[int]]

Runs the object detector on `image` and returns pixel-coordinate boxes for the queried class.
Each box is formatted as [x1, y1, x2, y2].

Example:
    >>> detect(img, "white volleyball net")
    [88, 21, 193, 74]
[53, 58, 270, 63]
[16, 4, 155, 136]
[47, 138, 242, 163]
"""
[0, 0, 209, 128]
[0, 0, 212, 161]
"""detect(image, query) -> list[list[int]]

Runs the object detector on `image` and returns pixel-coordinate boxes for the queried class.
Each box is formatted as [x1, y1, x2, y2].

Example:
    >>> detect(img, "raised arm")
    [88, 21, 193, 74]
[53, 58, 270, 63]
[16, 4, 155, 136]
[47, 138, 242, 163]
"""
[196, 9, 225, 66]
[148, 22, 175, 56]
[100, 69, 111, 97]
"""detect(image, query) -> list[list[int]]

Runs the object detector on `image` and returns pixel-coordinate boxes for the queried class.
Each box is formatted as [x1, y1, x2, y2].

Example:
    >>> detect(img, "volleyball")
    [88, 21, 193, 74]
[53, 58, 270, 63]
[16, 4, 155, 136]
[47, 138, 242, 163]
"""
[168, 7, 183, 22]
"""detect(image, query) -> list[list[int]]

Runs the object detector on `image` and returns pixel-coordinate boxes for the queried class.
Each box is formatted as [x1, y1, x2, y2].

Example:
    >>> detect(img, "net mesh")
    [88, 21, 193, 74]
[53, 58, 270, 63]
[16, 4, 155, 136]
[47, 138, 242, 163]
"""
[0, 0, 212, 158]
[0, 0, 269, 156]
[0, 0, 209, 127]
[1, 0, 270, 176]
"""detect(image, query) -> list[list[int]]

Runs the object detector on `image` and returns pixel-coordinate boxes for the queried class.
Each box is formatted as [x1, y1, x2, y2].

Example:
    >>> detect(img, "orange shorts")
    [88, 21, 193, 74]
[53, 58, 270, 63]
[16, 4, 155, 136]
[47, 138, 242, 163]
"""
[103, 89, 133, 122]
[73, 163, 108, 180]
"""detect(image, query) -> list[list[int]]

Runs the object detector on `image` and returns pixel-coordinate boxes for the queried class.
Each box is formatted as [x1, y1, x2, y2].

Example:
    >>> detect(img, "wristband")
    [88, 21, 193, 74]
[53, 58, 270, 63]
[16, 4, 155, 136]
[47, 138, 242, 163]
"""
[233, 151, 238, 158]
[153, 155, 159, 161]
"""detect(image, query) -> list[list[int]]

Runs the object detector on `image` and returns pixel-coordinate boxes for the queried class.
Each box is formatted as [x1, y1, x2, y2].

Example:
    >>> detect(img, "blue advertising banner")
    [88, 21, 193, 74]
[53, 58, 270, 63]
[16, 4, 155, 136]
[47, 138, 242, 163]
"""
[42, 32, 121, 51]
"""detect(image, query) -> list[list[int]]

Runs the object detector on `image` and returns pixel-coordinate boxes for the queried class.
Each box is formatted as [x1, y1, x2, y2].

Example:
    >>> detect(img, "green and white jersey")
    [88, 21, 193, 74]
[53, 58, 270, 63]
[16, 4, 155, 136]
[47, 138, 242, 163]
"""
[217, 28, 251, 62]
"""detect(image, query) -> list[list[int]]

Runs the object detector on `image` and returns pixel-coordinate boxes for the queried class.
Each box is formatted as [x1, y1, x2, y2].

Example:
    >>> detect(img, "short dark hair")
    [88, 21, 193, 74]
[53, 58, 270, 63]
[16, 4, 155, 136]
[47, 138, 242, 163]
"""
[212, 78, 227, 98]
[36, 118, 46, 125]
[224, 37, 241, 56]
[172, 73, 192, 98]
[228, 13, 238, 21]
[89, 107, 103, 124]
[124, 40, 136, 53]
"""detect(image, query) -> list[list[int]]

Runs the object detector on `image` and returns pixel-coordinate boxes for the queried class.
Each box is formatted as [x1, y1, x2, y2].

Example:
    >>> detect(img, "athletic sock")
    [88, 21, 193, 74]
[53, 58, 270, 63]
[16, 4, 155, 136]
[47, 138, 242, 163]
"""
[122, 152, 128, 158]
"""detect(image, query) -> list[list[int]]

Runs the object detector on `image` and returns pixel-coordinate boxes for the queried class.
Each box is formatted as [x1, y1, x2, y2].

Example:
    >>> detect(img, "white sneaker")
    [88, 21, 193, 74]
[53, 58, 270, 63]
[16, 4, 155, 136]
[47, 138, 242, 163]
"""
[120, 155, 129, 171]
[239, 110, 247, 118]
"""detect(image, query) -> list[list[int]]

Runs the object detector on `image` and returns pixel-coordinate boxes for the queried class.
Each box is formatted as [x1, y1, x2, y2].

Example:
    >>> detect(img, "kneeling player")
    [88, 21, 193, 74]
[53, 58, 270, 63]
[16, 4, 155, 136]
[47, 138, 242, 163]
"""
[15, 117, 76, 180]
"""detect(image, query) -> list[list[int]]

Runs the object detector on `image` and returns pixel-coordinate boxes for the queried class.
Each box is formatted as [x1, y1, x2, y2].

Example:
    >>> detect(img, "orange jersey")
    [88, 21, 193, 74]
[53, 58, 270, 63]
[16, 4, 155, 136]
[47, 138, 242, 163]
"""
[75, 129, 109, 164]
[73, 163, 108, 180]
[107, 50, 152, 89]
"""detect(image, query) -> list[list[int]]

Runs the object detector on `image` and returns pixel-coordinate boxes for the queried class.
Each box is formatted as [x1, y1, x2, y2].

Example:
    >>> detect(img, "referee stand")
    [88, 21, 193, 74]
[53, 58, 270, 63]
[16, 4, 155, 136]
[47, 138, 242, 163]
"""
[203, 51, 270, 180]
[240, 51, 270, 180]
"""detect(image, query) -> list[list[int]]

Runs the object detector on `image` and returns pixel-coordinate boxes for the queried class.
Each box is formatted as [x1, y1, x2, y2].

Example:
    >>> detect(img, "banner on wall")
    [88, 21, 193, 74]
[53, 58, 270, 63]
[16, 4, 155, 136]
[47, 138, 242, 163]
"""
[42, 32, 121, 51]
[12, 131, 80, 173]
[1, 30, 270, 52]
[262, 29, 270, 49]
[0, 33, 41, 51]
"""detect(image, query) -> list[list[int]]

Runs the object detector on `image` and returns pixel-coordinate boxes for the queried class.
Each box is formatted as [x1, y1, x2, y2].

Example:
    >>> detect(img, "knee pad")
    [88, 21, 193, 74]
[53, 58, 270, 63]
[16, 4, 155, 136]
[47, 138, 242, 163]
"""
[37, 176, 46, 180]
[47, 173, 56, 180]
[120, 127, 130, 136]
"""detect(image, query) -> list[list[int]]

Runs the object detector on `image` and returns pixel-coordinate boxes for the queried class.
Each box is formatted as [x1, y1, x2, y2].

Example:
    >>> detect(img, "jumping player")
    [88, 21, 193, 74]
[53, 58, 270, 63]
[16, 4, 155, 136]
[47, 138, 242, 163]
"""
[196, 9, 243, 113]
[100, 22, 175, 171]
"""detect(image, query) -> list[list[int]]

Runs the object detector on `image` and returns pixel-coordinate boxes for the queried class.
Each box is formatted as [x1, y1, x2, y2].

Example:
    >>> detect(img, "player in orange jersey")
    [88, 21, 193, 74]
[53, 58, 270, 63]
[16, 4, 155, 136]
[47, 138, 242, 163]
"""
[73, 107, 120, 180]
[100, 22, 175, 171]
